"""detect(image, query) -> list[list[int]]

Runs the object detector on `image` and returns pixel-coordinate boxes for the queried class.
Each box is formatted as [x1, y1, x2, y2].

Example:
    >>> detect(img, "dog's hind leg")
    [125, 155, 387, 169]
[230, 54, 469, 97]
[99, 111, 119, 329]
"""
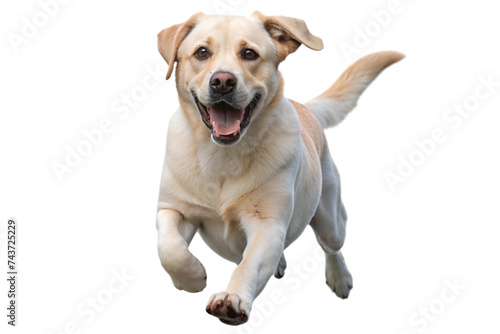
[310, 149, 353, 299]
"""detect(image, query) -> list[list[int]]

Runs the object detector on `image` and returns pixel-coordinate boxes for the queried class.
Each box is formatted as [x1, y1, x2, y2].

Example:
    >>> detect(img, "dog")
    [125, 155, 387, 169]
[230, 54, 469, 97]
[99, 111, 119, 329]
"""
[155, 11, 403, 325]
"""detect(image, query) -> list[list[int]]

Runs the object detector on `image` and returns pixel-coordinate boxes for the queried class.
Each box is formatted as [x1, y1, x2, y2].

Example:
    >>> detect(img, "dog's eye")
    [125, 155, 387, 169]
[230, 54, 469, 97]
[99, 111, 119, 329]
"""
[242, 49, 259, 61]
[195, 47, 209, 60]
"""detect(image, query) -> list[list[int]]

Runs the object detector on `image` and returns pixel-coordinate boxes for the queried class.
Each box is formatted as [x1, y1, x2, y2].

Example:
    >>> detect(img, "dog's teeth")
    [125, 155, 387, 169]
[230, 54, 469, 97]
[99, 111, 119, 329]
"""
[212, 121, 218, 136]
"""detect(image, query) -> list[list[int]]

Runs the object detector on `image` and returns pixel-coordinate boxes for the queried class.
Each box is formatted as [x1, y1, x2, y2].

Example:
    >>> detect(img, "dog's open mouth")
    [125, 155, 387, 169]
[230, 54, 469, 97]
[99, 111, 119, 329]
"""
[194, 94, 261, 144]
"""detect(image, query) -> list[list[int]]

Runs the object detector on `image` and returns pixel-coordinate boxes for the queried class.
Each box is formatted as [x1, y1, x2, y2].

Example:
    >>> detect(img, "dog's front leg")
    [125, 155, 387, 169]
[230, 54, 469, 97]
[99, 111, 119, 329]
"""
[157, 208, 207, 292]
[206, 218, 287, 325]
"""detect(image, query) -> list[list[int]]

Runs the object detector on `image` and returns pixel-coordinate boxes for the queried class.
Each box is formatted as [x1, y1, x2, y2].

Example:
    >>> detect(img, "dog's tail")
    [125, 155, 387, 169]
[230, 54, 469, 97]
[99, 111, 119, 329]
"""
[305, 51, 404, 129]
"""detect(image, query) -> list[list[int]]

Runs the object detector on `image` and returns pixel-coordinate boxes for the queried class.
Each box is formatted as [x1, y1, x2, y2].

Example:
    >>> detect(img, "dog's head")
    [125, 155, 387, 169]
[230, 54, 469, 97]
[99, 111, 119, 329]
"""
[158, 12, 323, 146]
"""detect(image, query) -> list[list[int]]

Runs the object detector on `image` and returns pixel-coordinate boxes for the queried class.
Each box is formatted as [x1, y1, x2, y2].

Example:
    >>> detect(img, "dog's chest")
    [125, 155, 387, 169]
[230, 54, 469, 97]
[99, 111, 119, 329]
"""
[163, 156, 252, 216]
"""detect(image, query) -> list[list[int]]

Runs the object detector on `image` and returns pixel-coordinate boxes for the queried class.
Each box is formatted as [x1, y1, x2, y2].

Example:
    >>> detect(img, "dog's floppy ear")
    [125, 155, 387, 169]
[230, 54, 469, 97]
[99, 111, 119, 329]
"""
[252, 11, 323, 62]
[158, 12, 204, 80]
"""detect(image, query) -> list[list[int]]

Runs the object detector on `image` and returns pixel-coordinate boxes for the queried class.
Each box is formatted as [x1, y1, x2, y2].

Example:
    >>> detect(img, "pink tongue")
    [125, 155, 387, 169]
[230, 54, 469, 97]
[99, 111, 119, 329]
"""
[209, 105, 244, 136]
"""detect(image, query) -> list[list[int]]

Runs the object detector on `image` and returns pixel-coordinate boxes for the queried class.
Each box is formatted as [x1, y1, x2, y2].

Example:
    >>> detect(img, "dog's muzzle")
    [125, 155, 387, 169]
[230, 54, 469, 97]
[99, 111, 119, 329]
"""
[194, 94, 261, 146]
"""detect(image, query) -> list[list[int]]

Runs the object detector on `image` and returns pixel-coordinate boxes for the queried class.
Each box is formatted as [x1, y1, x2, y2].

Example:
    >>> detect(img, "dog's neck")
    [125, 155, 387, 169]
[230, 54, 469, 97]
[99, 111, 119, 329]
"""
[169, 94, 300, 182]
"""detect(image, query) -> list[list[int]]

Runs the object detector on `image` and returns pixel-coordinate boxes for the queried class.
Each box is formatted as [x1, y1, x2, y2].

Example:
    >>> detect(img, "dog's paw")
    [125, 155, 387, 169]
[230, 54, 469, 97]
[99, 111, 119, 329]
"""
[206, 292, 250, 325]
[165, 256, 207, 293]
[326, 270, 353, 299]
[326, 253, 353, 299]
[274, 253, 287, 279]
[171, 272, 207, 293]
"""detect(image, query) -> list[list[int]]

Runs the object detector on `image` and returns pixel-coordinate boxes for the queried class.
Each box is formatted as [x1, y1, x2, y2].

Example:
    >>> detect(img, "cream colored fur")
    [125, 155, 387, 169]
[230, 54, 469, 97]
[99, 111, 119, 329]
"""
[156, 11, 403, 325]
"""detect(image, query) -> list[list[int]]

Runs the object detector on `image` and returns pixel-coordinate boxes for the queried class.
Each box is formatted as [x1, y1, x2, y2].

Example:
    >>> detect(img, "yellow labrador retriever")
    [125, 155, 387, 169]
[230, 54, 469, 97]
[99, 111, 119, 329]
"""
[156, 11, 403, 325]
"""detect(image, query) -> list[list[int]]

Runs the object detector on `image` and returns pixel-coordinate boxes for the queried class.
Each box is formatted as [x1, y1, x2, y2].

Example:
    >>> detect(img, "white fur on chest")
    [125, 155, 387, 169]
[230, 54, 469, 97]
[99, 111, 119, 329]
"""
[158, 98, 302, 220]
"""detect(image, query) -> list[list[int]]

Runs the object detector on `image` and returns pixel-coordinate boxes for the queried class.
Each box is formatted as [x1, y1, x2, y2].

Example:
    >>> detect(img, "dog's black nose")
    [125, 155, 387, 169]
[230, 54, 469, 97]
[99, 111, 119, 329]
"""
[210, 72, 237, 95]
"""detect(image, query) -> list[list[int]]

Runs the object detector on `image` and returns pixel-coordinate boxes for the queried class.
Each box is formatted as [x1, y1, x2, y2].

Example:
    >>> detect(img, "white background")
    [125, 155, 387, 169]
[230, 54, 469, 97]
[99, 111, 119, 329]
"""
[1, 0, 499, 333]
